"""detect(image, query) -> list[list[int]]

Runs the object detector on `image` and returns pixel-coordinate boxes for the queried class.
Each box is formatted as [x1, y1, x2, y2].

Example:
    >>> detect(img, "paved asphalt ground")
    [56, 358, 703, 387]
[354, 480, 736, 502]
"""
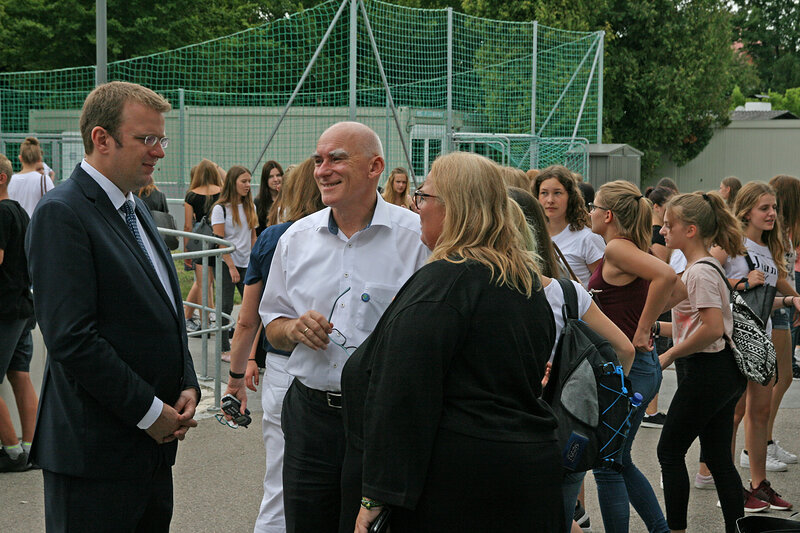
[2, 315, 800, 532]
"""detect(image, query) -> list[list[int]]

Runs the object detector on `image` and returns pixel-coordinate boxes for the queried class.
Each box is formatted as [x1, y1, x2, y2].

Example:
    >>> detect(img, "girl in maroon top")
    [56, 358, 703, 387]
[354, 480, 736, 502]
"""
[587, 180, 685, 533]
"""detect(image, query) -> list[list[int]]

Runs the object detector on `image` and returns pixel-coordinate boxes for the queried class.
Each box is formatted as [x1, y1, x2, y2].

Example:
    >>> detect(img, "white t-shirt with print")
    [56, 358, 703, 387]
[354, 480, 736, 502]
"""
[551, 226, 606, 288]
[725, 238, 778, 335]
[543, 278, 593, 359]
[211, 203, 253, 268]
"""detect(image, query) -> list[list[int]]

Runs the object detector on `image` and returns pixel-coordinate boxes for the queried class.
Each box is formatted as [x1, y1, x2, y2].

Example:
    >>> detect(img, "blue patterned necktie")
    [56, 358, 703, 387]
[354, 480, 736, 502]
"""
[121, 200, 155, 270]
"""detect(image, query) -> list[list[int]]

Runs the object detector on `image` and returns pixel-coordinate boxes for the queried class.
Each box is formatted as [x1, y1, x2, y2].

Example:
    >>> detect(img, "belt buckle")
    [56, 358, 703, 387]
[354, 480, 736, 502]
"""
[326, 392, 342, 409]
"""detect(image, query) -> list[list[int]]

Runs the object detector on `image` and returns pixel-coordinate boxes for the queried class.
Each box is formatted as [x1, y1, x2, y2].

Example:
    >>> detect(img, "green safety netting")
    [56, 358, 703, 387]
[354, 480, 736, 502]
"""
[0, 0, 601, 197]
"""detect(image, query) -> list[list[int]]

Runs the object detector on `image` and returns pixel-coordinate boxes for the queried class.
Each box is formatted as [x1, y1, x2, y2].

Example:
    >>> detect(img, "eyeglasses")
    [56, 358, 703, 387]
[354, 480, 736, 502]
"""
[215, 413, 241, 429]
[588, 202, 610, 212]
[328, 287, 357, 355]
[413, 189, 439, 209]
[133, 135, 170, 149]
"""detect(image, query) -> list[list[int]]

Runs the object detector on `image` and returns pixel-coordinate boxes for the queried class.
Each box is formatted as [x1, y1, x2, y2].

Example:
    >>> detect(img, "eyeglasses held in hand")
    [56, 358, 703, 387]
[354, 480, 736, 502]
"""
[328, 287, 357, 356]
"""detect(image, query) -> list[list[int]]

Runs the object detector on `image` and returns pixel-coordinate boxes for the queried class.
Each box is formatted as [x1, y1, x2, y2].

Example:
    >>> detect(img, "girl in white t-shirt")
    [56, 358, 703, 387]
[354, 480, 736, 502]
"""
[8, 137, 54, 218]
[533, 165, 605, 287]
[709, 181, 800, 511]
[656, 191, 749, 531]
[212, 165, 257, 357]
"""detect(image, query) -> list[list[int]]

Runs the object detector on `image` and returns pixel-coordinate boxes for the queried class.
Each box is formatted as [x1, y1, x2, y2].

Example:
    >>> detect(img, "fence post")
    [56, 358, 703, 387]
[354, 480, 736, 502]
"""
[349, 0, 358, 121]
[597, 31, 604, 144]
[179, 88, 185, 193]
[446, 7, 453, 154]
[95, 0, 107, 86]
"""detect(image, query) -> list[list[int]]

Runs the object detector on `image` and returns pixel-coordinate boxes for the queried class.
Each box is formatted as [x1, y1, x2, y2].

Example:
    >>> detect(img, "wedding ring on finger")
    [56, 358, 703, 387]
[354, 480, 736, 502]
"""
[302, 326, 310, 335]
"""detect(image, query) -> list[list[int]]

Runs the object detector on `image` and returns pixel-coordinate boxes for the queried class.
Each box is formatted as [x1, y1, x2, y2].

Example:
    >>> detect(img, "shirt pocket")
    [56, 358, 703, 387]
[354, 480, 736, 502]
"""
[354, 282, 400, 334]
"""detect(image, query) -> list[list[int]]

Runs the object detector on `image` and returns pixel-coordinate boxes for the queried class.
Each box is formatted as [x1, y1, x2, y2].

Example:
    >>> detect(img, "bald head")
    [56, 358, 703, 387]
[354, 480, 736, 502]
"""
[319, 122, 384, 160]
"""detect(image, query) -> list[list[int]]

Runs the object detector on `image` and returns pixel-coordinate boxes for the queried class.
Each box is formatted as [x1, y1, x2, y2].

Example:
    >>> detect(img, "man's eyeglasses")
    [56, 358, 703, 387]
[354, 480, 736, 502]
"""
[413, 189, 439, 210]
[328, 287, 357, 355]
[133, 135, 170, 149]
[588, 202, 610, 212]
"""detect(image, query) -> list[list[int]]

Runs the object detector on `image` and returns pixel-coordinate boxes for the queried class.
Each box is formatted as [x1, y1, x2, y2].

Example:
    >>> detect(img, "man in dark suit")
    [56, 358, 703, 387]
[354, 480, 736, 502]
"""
[25, 81, 200, 532]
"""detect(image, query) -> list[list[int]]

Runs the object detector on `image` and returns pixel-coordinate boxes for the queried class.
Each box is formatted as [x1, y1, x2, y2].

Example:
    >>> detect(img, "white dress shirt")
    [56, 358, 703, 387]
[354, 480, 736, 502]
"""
[260, 193, 430, 391]
[81, 159, 177, 429]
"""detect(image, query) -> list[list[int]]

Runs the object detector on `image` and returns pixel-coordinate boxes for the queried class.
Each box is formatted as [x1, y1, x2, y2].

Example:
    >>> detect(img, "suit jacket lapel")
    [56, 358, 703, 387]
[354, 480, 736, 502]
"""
[135, 200, 182, 319]
[74, 170, 180, 320]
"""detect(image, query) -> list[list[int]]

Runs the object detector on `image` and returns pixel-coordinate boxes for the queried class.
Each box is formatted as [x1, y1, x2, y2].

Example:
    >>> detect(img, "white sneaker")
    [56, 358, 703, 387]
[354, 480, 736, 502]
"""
[740, 449, 788, 472]
[769, 441, 798, 465]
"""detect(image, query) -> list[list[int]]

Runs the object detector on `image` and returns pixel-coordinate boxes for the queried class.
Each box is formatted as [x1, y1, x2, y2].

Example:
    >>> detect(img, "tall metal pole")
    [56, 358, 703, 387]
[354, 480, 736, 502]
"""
[445, 8, 453, 154]
[531, 21, 538, 134]
[597, 31, 604, 143]
[250, 0, 350, 173]
[179, 88, 186, 193]
[572, 38, 603, 142]
[349, 0, 358, 121]
[358, 0, 416, 184]
[96, 0, 107, 86]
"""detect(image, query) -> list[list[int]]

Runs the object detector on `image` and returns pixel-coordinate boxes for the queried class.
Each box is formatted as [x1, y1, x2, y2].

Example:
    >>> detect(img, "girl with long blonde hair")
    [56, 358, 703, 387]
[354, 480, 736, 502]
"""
[381, 167, 412, 209]
[710, 180, 799, 511]
[587, 180, 685, 533]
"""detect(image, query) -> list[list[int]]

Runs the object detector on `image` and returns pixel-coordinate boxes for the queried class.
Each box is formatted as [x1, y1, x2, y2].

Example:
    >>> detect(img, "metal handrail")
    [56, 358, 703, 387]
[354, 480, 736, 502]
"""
[159, 227, 235, 408]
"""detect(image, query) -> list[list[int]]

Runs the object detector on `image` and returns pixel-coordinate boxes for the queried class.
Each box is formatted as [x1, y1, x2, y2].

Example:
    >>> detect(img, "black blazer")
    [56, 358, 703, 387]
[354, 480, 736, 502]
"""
[25, 164, 199, 479]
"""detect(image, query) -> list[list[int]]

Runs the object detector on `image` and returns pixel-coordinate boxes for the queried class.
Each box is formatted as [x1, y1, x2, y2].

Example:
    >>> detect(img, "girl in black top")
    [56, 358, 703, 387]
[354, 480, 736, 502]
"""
[182, 159, 221, 328]
[254, 160, 283, 236]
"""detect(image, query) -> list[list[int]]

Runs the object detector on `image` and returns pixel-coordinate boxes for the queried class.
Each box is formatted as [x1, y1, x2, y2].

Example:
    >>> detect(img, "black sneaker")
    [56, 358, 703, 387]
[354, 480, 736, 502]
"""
[574, 501, 591, 532]
[0, 449, 31, 473]
[641, 412, 667, 428]
[793, 366, 800, 381]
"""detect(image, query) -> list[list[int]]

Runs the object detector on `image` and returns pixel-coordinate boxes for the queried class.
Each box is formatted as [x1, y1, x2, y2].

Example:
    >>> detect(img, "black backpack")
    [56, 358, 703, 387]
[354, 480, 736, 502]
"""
[542, 279, 642, 472]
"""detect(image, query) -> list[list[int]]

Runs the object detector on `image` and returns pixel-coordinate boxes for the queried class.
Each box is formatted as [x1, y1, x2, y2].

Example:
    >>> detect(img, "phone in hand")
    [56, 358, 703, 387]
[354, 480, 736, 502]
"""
[368, 506, 391, 533]
[220, 394, 252, 427]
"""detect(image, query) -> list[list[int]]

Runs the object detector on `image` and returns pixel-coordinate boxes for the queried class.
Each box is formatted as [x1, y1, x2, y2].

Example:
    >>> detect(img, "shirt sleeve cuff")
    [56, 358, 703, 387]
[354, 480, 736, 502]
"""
[137, 397, 164, 429]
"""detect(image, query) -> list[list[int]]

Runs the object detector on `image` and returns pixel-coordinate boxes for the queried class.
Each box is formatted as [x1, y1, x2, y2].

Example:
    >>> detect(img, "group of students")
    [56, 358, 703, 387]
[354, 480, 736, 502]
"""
[531, 168, 799, 533]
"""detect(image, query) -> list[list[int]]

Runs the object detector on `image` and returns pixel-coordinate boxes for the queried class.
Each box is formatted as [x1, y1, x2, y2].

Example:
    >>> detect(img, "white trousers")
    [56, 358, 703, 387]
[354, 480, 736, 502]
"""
[254, 353, 292, 533]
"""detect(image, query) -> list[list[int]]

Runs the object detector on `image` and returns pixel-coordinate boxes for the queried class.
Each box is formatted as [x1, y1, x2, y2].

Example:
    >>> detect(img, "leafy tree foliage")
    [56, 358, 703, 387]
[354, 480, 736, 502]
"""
[731, 0, 800, 93]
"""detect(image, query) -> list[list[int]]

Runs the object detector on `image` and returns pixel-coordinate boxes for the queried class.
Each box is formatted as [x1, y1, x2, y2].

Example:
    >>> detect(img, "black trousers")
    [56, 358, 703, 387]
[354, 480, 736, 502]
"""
[657, 348, 747, 533]
[281, 379, 347, 533]
[221, 265, 246, 351]
[43, 466, 173, 533]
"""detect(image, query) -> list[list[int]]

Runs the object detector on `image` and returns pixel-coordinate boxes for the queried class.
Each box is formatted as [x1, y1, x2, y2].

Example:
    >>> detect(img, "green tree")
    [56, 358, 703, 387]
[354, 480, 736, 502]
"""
[731, 0, 800, 93]
[0, 0, 317, 72]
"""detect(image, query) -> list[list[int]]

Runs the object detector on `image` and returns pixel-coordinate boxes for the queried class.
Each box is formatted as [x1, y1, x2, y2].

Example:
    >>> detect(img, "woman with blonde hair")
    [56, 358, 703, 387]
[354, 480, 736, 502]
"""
[222, 158, 324, 531]
[211, 165, 257, 357]
[533, 165, 605, 287]
[381, 167, 412, 208]
[8, 137, 53, 217]
[710, 180, 799, 512]
[588, 180, 685, 533]
[183, 158, 222, 331]
[342, 152, 563, 532]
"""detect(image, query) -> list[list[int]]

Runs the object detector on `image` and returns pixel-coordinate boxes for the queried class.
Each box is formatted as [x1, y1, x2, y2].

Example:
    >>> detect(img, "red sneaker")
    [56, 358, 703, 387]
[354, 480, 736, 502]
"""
[751, 480, 793, 511]
[743, 485, 770, 513]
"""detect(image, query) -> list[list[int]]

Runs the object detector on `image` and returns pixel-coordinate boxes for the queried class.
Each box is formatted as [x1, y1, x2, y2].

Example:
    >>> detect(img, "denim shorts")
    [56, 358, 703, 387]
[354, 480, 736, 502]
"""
[772, 306, 792, 330]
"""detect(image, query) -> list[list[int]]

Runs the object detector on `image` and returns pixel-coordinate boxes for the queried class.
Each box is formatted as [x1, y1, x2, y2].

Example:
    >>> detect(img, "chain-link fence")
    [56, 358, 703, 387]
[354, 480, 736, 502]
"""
[0, 0, 602, 197]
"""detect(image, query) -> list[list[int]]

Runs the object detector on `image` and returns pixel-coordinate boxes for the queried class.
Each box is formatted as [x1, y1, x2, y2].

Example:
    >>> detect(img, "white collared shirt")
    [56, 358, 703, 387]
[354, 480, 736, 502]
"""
[81, 159, 176, 429]
[260, 193, 430, 391]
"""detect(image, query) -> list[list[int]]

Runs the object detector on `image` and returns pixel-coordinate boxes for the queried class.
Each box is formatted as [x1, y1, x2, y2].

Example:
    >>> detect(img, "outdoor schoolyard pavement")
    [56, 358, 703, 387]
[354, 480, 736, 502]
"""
[2, 322, 800, 532]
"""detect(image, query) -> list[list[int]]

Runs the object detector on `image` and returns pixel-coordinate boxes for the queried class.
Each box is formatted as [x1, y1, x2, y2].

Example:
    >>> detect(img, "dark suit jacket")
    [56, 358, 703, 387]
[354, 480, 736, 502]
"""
[25, 164, 199, 479]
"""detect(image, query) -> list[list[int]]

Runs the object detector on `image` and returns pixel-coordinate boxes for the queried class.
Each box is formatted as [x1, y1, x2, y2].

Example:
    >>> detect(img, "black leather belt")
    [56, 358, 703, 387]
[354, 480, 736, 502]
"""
[294, 379, 342, 409]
